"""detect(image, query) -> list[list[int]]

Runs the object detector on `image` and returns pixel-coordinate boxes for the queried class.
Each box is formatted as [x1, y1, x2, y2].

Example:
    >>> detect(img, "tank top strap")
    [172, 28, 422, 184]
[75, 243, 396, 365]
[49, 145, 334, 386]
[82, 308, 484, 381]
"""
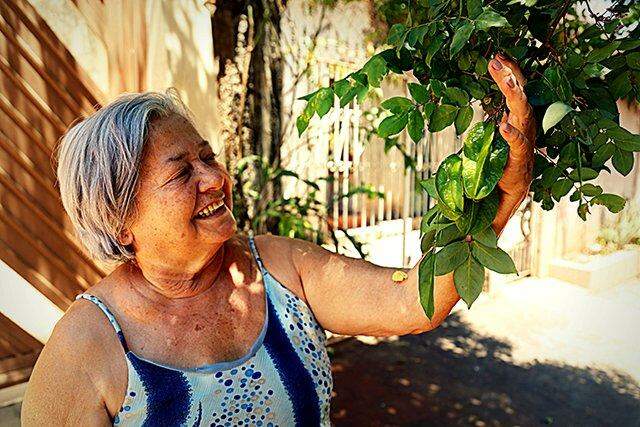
[76, 293, 129, 352]
[247, 232, 267, 276]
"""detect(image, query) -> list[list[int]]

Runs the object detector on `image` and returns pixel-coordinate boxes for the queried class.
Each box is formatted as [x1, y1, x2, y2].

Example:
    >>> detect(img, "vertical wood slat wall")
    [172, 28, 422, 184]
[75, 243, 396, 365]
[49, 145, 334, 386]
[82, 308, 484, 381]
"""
[0, 0, 107, 314]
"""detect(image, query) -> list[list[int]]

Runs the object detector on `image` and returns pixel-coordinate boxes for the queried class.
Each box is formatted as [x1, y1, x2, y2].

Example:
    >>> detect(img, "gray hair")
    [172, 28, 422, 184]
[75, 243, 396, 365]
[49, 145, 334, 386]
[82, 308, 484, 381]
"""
[56, 91, 193, 264]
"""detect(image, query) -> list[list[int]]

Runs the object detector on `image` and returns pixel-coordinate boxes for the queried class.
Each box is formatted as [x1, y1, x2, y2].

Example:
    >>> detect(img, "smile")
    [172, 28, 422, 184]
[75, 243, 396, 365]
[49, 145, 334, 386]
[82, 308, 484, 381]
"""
[195, 197, 226, 219]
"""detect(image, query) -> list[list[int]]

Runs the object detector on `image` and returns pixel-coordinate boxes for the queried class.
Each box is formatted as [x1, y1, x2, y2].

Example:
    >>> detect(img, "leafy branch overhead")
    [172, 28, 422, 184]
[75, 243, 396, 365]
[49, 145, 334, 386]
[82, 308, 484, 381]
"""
[297, 0, 640, 317]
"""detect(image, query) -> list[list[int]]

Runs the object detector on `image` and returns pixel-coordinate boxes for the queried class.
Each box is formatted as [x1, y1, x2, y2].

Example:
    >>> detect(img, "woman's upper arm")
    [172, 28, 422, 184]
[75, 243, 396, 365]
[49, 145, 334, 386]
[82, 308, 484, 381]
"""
[21, 304, 118, 426]
[285, 236, 457, 337]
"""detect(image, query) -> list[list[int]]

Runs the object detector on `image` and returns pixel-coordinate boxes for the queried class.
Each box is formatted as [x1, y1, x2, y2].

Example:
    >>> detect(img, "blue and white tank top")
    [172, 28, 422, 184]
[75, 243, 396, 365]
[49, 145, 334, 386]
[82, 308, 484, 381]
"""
[76, 235, 333, 426]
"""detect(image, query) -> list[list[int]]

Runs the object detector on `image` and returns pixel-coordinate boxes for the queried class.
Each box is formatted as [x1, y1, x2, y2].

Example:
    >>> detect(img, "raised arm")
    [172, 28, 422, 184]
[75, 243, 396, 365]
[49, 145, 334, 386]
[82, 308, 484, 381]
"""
[291, 53, 535, 337]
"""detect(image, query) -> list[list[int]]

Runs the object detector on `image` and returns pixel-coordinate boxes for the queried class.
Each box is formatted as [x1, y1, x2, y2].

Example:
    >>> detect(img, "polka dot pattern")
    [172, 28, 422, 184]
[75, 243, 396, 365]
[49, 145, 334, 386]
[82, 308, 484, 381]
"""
[83, 235, 333, 426]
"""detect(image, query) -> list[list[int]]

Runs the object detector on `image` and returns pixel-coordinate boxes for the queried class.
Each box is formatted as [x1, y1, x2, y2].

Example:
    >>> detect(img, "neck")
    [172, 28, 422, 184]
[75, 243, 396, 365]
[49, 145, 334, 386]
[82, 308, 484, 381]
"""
[128, 243, 227, 301]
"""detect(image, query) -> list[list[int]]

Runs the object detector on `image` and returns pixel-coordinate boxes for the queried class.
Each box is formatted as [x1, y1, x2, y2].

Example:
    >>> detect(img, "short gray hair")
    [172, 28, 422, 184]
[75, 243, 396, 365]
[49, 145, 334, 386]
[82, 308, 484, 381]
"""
[56, 91, 192, 264]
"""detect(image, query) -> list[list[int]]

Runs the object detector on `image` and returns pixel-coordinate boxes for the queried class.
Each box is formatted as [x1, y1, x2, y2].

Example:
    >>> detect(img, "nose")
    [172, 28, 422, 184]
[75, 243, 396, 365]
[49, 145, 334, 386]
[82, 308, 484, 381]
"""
[196, 163, 226, 194]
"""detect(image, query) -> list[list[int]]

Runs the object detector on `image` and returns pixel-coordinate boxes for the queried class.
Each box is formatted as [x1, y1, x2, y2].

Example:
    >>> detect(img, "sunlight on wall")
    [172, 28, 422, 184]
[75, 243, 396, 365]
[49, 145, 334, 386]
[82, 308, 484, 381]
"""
[0, 260, 63, 343]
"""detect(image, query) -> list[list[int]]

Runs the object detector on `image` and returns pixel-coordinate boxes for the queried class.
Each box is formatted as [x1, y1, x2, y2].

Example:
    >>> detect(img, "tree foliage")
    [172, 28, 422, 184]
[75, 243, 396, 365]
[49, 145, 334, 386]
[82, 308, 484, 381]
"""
[298, 0, 640, 318]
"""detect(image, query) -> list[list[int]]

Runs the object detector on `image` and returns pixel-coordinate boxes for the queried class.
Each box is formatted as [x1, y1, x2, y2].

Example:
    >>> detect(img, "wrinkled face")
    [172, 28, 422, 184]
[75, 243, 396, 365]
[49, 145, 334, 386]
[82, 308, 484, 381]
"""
[123, 113, 236, 269]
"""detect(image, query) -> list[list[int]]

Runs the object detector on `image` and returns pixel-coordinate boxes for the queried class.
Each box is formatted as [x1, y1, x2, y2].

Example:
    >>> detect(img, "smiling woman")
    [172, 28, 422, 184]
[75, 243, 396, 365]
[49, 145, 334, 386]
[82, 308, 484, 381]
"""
[22, 59, 535, 426]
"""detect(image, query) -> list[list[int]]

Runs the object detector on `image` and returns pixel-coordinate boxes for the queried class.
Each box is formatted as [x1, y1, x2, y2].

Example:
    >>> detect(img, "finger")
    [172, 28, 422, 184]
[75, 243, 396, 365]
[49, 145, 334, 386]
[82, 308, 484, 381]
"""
[488, 58, 534, 137]
[496, 53, 526, 86]
[488, 58, 531, 120]
[498, 122, 532, 195]
[499, 120, 530, 155]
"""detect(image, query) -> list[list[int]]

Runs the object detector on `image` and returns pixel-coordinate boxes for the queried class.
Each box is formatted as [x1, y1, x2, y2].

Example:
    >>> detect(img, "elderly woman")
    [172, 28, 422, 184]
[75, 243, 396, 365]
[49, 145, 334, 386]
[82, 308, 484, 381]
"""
[22, 54, 534, 426]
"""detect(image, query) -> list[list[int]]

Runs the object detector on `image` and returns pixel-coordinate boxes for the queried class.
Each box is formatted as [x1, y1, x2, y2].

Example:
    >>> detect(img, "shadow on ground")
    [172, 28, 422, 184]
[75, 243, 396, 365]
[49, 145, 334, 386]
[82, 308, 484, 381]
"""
[329, 313, 640, 427]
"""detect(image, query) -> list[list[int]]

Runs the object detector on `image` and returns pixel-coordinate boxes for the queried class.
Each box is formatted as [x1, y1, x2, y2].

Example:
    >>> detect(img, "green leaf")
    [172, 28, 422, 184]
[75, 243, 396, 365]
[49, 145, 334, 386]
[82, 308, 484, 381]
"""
[471, 242, 517, 274]
[420, 205, 440, 233]
[332, 79, 350, 97]
[455, 105, 474, 135]
[455, 202, 478, 234]
[461, 125, 493, 198]
[309, 88, 335, 118]
[551, 179, 573, 201]
[591, 193, 626, 213]
[436, 223, 465, 246]
[387, 23, 406, 46]
[381, 96, 414, 113]
[407, 24, 430, 46]
[525, 80, 554, 106]
[436, 154, 465, 213]
[608, 126, 640, 151]
[429, 104, 458, 132]
[541, 166, 564, 187]
[544, 67, 572, 102]
[461, 122, 507, 200]
[463, 121, 495, 161]
[450, 22, 475, 58]
[592, 143, 615, 167]
[626, 52, 640, 70]
[579, 184, 603, 197]
[421, 229, 437, 252]
[542, 102, 573, 134]
[429, 79, 446, 97]
[473, 227, 497, 248]
[424, 33, 445, 66]
[361, 55, 388, 88]
[408, 83, 430, 104]
[612, 148, 634, 176]
[408, 109, 425, 142]
[586, 41, 621, 63]
[419, 177, 439, 199]
[377, 113, 408, 138]
[453, 256, 484, 309]
[568, 167, 599, 181]
[444, 87, 470, 106]
[435, 241, 470, 275]
[475, 8, 510, 31]
[610, 71, 632, 100]
[418, 253, 436, 319]
[467, 0, 483, 19]
[474, 56, 488, 76]
[578, 202, 589, 220]
[469, 190, 499, 234]
[296, 115, 309, 136]
[475, 135, 508, 199]
[423, 102, 436, 121]
[298, 90, 318, 101]
[465, 81, 486, 99]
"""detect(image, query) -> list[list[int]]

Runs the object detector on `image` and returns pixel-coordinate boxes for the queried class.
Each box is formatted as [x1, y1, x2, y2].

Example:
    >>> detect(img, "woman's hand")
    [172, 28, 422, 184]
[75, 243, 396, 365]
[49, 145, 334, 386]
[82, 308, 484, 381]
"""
[487, 53, 536, 234]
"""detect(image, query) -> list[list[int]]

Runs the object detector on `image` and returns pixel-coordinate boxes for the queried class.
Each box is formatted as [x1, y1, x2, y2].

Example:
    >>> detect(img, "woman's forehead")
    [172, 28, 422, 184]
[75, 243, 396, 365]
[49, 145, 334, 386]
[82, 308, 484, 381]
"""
[147, 114, 202, 154]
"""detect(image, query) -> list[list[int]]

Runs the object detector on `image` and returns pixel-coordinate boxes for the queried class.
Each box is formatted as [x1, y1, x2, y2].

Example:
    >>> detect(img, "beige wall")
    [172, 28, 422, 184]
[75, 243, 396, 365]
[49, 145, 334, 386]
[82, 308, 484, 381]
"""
[26, 0, 220, 149]
[533, 101, 640, 275]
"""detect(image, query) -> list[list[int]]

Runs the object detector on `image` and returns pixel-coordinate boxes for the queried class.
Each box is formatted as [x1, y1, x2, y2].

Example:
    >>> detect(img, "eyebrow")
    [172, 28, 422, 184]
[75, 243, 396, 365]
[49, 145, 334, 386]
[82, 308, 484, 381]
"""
[165, 140, 211, 164]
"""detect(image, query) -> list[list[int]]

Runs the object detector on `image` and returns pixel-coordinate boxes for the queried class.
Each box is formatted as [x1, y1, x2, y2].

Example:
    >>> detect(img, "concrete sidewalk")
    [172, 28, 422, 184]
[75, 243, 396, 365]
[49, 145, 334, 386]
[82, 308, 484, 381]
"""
[454, 276, 640, 384]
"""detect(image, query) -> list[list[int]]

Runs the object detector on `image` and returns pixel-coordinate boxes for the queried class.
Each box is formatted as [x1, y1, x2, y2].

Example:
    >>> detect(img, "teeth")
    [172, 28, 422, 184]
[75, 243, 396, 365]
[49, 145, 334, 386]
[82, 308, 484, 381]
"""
[197, 198, 225, 218]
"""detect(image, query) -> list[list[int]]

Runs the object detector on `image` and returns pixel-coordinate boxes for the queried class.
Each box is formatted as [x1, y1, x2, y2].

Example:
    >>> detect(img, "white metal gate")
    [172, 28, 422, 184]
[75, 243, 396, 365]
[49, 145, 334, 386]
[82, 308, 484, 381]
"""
[282, 37, 533, 277]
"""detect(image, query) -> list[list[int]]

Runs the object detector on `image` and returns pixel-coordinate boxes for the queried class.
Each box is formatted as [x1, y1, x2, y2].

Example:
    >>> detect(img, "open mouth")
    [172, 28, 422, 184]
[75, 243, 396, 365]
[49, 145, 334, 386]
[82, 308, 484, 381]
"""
[195, 197, 227, 220]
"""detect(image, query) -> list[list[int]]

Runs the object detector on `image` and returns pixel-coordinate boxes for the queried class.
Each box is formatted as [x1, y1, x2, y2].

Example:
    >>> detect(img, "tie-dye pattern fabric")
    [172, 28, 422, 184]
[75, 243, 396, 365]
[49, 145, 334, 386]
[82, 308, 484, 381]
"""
[75, 235, 332, 426]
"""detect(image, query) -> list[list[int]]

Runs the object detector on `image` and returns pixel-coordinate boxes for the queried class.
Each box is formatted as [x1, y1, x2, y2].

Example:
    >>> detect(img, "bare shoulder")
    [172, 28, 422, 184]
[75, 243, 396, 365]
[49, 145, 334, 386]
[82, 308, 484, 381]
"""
[251, 234, 307, 302]
[22, 288, 127, 424]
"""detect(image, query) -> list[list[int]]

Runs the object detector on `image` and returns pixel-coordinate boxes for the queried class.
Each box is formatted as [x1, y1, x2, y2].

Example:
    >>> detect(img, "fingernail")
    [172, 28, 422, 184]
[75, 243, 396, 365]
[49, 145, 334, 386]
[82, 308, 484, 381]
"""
[502, 122, 512, 133]
[506, 76, 515, 88]
[491, 59, 503, 70]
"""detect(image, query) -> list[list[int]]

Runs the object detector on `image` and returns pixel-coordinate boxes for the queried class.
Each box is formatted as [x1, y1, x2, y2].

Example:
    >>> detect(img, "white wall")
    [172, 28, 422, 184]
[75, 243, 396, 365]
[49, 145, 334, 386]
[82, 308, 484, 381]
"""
[0, 260, 63, 343]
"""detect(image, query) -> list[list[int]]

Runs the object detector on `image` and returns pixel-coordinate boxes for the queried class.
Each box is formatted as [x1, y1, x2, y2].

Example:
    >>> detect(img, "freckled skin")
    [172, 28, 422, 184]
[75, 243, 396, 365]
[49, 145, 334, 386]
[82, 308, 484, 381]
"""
[23, 55, 536, 427]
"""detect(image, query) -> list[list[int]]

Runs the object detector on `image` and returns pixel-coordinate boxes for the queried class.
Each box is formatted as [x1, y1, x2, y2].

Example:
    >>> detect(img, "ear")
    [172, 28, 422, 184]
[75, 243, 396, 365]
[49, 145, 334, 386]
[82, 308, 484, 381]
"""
[117, 229, 134, 246]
